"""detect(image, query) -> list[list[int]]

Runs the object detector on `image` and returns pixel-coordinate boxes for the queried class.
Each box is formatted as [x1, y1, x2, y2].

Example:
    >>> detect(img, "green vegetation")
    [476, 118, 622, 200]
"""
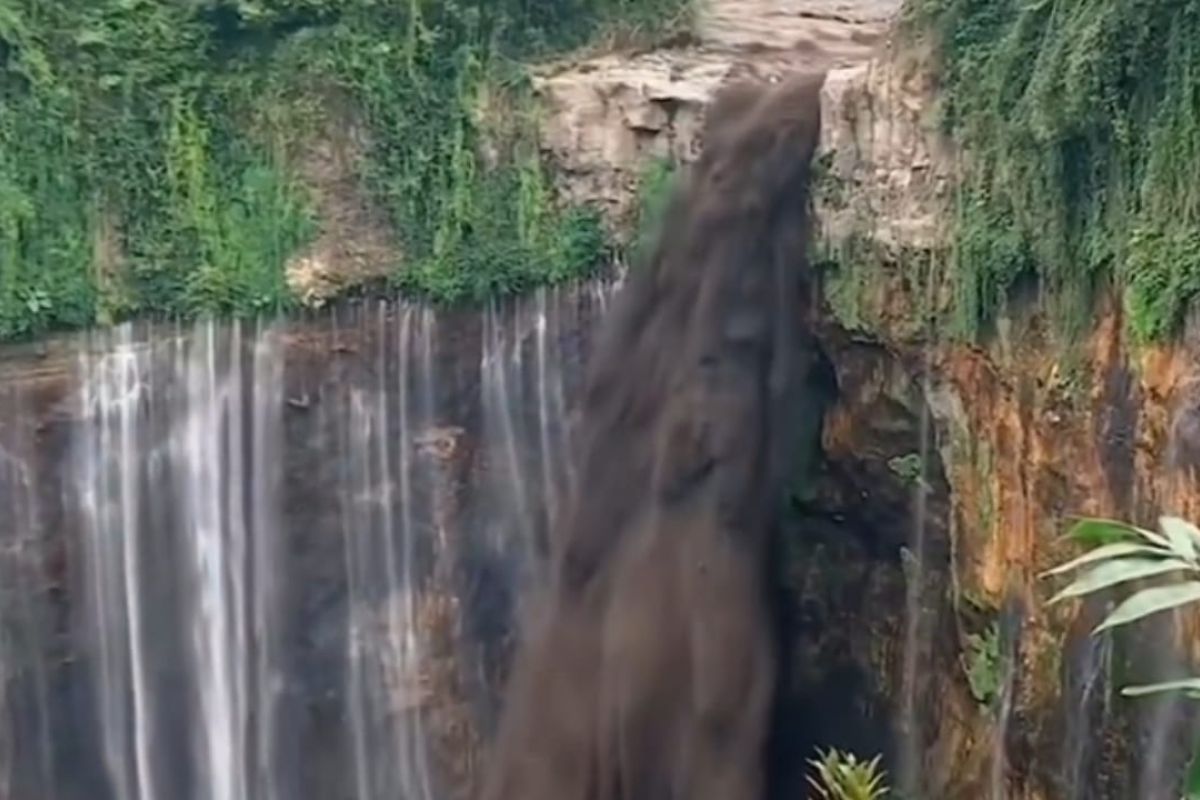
[818, 238, 870, 333]
[916, 0, 1200, 343]
[1043, 515, 1200, 797]
[887, 453, 924, 487]
[964, 620, 1001, 708]
[629, 155, 678, 265]
[0, 0, 690, 339]
[807, 748, 890, 800]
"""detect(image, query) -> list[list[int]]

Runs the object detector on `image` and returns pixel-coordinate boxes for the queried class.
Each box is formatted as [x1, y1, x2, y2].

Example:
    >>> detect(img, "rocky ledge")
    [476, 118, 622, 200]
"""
[532, 0, 906, 225]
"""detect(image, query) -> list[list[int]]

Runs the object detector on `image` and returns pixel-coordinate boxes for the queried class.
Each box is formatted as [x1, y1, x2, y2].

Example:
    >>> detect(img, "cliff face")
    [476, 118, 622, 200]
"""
[532, 3, 1200, 796]
[533, 0, 899, 226]
[815, 31, 1200, 800]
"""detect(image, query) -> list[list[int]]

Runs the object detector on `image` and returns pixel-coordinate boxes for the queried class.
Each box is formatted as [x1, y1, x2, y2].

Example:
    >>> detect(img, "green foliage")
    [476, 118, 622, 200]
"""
[1043, 516, 1200, 633]
[965, 620, 1001, 707]
[0, 0, 319, 337]
[919, 0, 1200, 342]
[629, 155, 678, 265]
[311, 0, 629, 305]
[0, 0, 688, 338]
[816, 233, 874, 332]
[887, 453, 924, 487]
[1044, 515, 1200, 797]
[806, 749, 890, 800]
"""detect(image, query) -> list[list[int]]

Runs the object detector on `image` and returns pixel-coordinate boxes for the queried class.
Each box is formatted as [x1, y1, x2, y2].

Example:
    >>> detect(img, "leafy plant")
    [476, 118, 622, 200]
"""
[965, 620, 1001, 708]
[1044, 516, 1200, 798]
[806, 748, 889, 800]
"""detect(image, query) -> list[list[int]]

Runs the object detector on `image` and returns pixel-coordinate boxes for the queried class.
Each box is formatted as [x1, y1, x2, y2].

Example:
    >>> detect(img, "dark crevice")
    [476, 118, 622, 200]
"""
[767, 328, 954, 798]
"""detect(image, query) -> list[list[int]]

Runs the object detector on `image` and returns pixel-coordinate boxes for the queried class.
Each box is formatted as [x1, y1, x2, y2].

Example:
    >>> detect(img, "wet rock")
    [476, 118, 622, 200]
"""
[1168, 378, 1200, 479]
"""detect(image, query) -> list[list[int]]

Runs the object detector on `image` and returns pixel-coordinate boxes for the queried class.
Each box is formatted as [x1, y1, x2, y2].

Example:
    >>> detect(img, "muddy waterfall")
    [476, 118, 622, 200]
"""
[482, 76, 821, 800]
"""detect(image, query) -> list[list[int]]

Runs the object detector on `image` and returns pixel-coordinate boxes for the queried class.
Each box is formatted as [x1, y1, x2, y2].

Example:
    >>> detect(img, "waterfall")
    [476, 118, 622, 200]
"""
[1061, 598, 1114, 799]
[897, 344, 935, 796]
[76, 320, 286, 800]
[988, 597, 1023, 800]
[0, 281, 614, 800]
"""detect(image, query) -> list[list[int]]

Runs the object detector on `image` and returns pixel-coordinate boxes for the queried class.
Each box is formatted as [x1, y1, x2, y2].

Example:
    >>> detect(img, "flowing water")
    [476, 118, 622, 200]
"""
[1062, 600, 1113, 799]
[988, 597, 1023, 800]
[480, 75, 822, 800]
[0, 282, 613, 800]
[897, 317, 937, 797]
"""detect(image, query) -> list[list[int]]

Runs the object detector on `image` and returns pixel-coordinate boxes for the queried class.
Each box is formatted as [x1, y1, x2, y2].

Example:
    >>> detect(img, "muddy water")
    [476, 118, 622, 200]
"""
[481, 75, 823, 800]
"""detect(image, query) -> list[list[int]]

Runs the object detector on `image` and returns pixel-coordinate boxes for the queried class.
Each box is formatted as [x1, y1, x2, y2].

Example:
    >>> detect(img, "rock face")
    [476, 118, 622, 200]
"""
[532, 0, 901, 226]
[283, 99, 401, 308]
[811, 31, 1200, 800]
[482, 75, 822, 800]
[0, 285, 615, 800]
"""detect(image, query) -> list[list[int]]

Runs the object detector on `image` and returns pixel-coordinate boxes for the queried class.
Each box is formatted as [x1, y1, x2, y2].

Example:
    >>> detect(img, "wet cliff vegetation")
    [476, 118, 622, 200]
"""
[916, 0, 1200, 343]
[0, 0, 689, 338]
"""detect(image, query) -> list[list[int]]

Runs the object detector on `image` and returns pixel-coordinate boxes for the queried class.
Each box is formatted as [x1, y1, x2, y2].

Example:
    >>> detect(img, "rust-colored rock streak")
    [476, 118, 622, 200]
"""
[480, 75, 823, 800]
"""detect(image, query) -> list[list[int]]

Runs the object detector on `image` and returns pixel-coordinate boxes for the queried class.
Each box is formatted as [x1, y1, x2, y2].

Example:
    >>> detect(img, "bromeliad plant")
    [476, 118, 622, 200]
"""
[806, 748, 889, 800]
[1044, 515, 1200, 798]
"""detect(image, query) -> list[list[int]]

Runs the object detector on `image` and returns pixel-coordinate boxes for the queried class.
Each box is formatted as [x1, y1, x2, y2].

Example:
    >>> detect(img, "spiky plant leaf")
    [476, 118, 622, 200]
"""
[1040, 541, 1170, 578]
[1122, 678, 1200, 698]
[1047, 516, 1200, 800]
[1049, 557, 1195, 604]
[1094, 583, 1200, 634]
[806, 749, 889, 800]
[1162, 516, 1200, 560]
[1063, 517, 1143, 548]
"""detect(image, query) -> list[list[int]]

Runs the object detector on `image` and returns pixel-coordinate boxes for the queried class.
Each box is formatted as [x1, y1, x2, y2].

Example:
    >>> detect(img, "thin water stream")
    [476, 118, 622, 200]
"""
[988, 598, 1022, 800]
[897, 323, 937, 797]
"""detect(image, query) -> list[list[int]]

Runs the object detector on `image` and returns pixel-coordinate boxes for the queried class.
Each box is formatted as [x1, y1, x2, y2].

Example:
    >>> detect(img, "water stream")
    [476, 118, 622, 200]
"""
[897, 322, 937, 797]
[1062, 600, 1113, 800]
[988, 598, 1022, 800]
